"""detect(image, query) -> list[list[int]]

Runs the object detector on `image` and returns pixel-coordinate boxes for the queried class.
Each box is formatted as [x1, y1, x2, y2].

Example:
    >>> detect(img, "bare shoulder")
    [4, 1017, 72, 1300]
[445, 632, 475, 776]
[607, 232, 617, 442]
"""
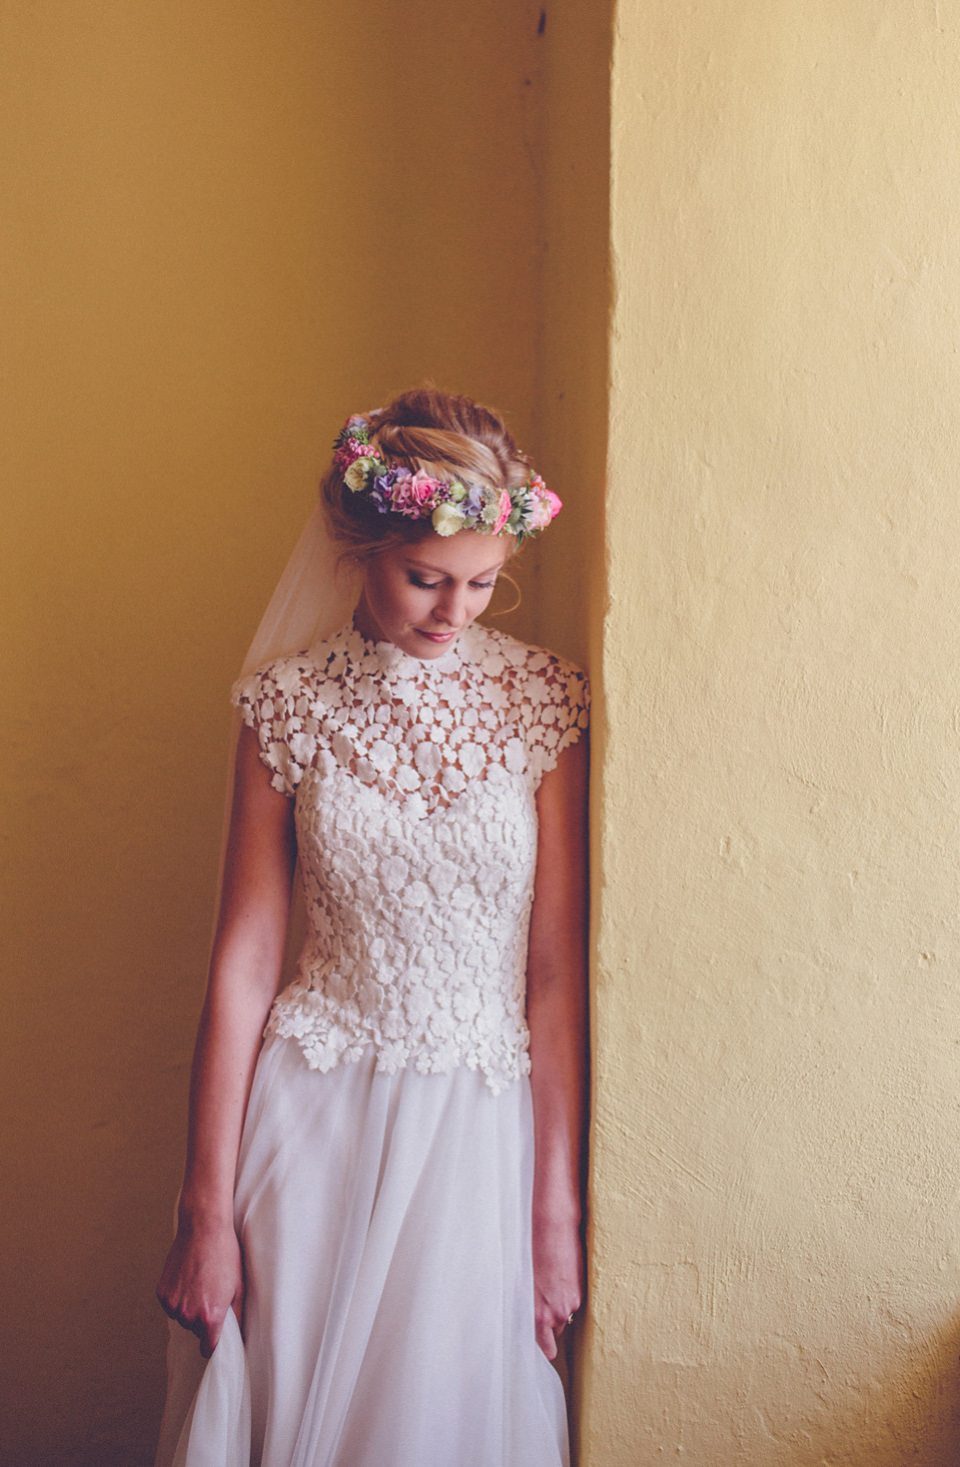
[220, 723, 297, 899]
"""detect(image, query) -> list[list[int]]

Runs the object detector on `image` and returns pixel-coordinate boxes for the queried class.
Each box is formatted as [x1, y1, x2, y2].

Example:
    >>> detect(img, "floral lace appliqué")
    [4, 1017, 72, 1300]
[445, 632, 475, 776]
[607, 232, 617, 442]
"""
[232, 622, 589, 1093]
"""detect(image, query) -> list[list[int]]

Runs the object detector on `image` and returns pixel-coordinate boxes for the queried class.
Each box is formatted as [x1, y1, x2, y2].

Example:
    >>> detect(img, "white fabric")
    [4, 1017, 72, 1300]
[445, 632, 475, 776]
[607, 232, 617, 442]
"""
[231, 622, 589, 1094]
[156, 594, 589, 1467]
[158, 1036, 569, 1467]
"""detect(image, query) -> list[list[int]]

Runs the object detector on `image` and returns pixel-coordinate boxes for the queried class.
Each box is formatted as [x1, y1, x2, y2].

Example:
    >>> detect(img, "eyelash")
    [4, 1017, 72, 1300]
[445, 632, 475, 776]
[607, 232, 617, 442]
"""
[409, 575, 496, 591]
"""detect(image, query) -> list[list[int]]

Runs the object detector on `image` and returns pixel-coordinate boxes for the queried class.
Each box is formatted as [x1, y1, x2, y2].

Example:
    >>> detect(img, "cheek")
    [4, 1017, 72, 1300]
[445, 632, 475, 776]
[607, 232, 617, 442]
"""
[370, 575, 416, 623]
[393, 586, 435, 626]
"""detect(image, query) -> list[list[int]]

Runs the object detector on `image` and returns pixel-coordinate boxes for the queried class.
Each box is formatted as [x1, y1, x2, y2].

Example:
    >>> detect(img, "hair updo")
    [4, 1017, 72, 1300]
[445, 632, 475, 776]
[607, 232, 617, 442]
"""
[320, 387, 530, 564]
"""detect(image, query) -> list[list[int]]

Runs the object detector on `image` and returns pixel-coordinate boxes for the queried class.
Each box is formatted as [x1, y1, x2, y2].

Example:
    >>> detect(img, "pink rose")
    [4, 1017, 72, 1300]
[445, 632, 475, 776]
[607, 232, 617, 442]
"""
[528, 494, 553, 531]
[392, 471, 442, 517]
[492, 489, 512, 535]
[409, 472, 441, 505]
[528, 479, 562, 531]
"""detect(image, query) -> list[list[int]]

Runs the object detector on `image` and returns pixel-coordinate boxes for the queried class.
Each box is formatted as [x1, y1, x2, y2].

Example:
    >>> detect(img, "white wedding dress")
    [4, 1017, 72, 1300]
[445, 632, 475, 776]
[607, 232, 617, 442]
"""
[154, 620, 589, 1467]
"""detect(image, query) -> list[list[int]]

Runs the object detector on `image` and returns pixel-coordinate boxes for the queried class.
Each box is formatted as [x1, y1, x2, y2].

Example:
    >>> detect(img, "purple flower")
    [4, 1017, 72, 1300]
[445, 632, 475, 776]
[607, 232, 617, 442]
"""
[463, 485, 485, 520]
[371, 466, 410, 514]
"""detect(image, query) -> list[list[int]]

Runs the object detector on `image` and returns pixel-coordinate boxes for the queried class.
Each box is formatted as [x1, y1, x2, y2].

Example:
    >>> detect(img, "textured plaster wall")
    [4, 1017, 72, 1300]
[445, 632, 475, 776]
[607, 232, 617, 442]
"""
[581, 3, 960, 1463]
[0, 4, 549, 1461]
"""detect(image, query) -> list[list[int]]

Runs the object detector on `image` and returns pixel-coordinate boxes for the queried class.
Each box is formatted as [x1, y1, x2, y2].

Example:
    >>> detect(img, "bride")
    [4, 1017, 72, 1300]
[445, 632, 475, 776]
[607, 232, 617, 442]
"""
[155, 387, 589, 1467]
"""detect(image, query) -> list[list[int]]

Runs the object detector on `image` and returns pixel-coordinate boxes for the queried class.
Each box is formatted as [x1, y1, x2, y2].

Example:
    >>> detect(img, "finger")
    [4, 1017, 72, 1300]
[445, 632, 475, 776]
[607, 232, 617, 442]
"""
[156, 1289, 177, 1321]
[536, 1319, 558, 1360]
[157, 1291, 199, 1334]
[176, 1305, 220, 1358]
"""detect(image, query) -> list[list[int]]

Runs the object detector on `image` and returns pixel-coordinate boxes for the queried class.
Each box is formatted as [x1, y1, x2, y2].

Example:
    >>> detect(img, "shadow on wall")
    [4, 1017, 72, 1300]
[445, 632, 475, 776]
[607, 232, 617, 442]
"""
[867, 1321, 960, 1465]
[1, 2, 563, 1464]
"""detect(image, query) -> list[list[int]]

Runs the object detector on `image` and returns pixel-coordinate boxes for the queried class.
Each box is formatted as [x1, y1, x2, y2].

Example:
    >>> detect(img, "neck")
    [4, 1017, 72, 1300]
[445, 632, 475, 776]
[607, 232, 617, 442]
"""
[351, 592, 384, 645]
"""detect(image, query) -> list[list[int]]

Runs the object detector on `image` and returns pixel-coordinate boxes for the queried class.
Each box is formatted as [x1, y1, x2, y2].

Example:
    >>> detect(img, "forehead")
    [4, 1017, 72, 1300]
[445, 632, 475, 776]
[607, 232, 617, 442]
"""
[392, 532, 509, 577]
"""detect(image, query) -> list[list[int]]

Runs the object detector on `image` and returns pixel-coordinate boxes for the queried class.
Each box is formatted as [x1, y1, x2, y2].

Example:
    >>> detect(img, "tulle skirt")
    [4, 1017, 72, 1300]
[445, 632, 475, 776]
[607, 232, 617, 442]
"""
[154, 1034, 569, 1467]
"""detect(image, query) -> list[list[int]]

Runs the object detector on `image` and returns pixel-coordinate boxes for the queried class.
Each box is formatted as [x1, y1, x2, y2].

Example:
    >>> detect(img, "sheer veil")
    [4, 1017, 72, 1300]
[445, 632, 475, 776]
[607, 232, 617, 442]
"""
[215, 502, 358, 931]
[240, 502, 357, 674]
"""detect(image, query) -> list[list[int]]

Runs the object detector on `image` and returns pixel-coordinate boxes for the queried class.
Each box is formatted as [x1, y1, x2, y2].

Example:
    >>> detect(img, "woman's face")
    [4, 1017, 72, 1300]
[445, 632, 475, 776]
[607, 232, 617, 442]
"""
[354, 531, 511, 660]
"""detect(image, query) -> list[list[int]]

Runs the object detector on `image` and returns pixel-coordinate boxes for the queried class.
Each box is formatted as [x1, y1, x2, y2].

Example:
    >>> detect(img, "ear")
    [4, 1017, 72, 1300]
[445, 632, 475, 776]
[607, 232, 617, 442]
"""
[488, 570, 522, 617]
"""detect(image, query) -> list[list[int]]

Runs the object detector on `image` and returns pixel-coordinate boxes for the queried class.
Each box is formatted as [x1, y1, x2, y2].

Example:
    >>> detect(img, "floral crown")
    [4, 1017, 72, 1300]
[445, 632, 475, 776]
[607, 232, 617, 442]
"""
[332, 413, 562, 541]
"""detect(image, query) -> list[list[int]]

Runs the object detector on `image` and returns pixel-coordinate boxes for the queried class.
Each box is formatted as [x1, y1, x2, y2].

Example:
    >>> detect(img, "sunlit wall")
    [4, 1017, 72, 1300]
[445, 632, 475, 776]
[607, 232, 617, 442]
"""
[585, 4, 960, 1463]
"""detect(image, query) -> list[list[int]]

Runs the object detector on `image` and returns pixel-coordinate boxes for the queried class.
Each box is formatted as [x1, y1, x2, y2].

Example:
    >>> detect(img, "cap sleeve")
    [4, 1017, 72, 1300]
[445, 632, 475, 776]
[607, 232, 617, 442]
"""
[519, 647, 590, 786]
[230, 654, 318, 797]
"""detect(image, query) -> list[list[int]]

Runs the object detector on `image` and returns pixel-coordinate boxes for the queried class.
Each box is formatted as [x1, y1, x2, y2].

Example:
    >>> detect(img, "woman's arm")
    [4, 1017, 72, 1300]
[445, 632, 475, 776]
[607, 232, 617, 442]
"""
[156, 722, 297, 1357]
[527, 733, 589, 1359]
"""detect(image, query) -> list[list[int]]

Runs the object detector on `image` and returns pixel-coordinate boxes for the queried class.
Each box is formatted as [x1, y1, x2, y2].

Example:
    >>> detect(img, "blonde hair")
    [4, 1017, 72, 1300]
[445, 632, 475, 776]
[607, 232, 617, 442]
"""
[321, 387, 530, 564]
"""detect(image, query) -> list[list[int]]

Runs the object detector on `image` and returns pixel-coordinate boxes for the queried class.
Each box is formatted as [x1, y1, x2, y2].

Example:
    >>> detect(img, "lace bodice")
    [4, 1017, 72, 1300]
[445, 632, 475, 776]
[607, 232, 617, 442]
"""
[232, 621, 589, 1093]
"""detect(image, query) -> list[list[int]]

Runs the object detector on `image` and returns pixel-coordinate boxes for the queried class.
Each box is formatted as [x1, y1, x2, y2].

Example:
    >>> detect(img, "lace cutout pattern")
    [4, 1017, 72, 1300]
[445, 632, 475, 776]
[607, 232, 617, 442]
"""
[233, 623, 589, 813]
[232, 622, 589, 1092]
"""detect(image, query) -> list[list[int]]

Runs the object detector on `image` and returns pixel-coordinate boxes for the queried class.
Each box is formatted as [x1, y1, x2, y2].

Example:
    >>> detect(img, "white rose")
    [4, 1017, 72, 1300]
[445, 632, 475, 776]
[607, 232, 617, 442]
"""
[344, 456, 376, 492]
[432, 502, 467, 537]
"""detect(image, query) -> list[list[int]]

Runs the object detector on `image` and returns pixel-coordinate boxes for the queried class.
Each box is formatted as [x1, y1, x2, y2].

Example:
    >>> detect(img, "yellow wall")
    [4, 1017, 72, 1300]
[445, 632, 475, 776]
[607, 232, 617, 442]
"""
[13, 2, 959, 1463]
[584, 3, 960, 1463]
[532, 0, 611, 674]
[1, 4, 553, 1461]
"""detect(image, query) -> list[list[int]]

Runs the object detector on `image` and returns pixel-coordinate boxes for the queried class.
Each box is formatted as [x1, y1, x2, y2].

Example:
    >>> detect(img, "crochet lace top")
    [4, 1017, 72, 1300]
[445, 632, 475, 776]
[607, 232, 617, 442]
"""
[232, 620, 589, 1093]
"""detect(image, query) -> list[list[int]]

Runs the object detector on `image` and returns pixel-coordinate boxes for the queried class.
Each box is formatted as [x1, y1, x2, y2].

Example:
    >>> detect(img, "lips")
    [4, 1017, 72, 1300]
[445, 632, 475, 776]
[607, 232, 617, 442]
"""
[417, 629, 458, 643]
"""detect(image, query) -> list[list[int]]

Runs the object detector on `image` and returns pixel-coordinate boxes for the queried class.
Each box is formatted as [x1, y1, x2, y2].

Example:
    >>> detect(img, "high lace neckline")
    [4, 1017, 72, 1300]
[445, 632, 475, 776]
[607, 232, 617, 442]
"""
[321, 617, 478, 682]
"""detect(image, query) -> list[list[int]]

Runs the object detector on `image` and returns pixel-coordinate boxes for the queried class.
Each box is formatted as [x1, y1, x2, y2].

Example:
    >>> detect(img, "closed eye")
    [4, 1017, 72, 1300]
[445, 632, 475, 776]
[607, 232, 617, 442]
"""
[408, 574, 497, 591]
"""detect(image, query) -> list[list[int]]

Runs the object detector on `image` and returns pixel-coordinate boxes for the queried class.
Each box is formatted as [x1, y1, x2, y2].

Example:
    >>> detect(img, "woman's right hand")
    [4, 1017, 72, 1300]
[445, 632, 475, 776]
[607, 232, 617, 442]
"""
[156, 1214, 244, 1358]
[155, 726, 296, 1359]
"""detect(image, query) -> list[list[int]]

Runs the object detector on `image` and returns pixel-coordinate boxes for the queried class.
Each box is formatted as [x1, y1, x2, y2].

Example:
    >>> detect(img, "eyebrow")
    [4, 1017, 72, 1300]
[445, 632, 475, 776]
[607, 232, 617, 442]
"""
[404, 558, 505, 577]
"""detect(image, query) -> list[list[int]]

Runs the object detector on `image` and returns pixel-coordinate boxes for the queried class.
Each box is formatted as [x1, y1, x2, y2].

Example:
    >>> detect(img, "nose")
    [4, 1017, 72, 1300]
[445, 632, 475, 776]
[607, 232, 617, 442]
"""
[432, 584, 467, 628]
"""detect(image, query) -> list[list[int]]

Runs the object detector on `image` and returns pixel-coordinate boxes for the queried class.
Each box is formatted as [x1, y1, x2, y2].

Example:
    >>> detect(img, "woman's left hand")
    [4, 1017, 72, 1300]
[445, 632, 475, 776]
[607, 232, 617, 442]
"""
[533, 1211, 583, 1359]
